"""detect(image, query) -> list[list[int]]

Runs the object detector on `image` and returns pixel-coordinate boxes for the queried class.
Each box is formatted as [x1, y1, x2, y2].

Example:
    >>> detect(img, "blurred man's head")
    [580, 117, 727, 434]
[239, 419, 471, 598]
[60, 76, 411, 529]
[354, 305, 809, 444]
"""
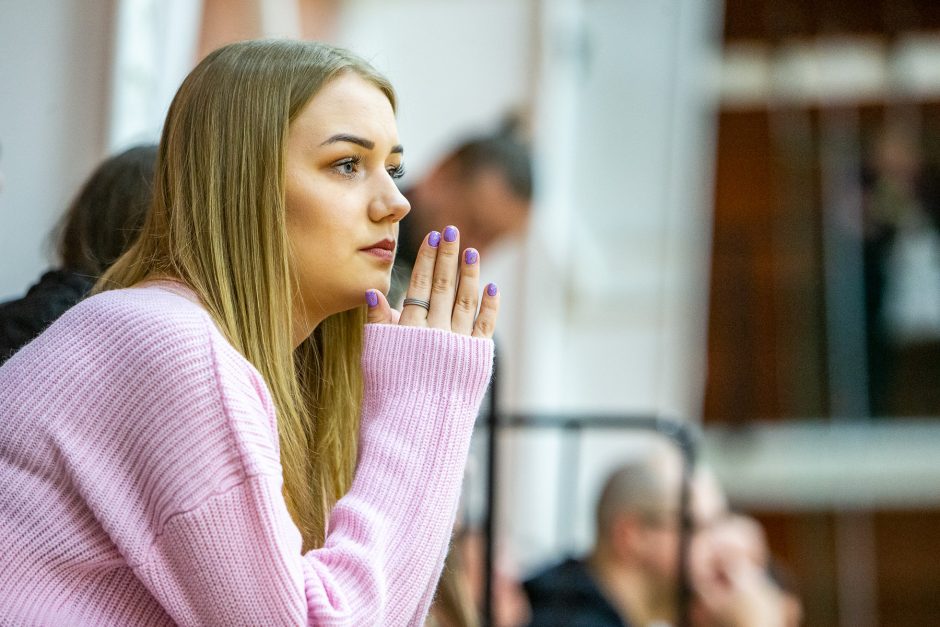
[410, 134, 532, 252]
[594, 445, 686, 588]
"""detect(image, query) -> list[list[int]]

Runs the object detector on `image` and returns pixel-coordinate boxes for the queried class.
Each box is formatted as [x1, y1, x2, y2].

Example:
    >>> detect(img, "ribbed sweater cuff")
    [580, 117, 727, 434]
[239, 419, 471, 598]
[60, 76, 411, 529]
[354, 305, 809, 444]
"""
[361, 325, 494, 408]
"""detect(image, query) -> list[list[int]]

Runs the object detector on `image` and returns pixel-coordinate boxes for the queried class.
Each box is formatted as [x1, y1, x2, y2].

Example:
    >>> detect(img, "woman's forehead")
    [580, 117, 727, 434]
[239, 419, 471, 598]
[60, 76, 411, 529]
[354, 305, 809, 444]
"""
[293, 74, 399, 148]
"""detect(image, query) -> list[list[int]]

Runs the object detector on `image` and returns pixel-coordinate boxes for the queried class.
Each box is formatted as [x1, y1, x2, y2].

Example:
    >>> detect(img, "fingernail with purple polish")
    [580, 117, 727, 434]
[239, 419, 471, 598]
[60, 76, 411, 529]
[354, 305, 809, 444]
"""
[464, 248, 478, 265]
[428, 231, 441, 248]
[444, 225, 458, 242]
[487, 283, 498, 297]
[366, 290, 378, 308]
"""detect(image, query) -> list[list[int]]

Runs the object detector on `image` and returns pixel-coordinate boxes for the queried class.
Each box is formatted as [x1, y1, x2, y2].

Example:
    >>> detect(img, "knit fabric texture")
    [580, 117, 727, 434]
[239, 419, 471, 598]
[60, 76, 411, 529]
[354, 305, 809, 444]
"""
[0, 283, 493, 626]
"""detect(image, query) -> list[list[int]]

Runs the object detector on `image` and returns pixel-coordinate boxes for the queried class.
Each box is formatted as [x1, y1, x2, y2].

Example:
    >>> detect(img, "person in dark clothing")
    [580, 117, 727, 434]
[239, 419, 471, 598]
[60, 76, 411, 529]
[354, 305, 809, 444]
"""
[525, 451, 792, 627]
[0, 145, 157, 364]
[524, 557, 628, 627]
[523, 447, 683, 627]
[0, 271, 95, 363]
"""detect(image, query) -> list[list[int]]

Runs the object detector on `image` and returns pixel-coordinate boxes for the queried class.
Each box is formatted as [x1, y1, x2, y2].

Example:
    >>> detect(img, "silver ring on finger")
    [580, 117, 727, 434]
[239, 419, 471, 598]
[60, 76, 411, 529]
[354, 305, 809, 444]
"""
[403, 297, 431, 310]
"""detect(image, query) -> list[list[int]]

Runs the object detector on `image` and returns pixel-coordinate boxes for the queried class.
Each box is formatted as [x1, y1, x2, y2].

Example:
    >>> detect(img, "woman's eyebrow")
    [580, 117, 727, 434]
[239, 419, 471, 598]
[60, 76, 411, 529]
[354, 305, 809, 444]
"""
[320, 133, 403, 155]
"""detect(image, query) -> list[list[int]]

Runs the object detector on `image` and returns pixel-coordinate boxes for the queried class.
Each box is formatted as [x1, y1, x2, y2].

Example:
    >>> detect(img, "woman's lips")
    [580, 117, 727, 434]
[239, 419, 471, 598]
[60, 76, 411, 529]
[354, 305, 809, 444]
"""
[361, 247, 394, 262]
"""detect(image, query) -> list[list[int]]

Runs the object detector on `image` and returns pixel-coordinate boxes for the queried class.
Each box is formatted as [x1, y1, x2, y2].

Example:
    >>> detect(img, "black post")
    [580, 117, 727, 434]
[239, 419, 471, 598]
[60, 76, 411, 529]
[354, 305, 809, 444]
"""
[659, 419, 698, 627]
[482, 355, 499, 627]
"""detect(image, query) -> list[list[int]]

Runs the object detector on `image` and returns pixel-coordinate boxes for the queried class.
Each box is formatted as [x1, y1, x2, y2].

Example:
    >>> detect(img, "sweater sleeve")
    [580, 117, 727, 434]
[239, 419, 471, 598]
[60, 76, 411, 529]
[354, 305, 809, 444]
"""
[137, 324, 493, 626]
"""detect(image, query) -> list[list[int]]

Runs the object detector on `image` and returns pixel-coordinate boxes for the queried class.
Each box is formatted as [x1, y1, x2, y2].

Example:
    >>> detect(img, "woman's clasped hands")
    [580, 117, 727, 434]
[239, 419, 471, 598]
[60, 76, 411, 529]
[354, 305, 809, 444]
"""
[366, 225, 499, 339]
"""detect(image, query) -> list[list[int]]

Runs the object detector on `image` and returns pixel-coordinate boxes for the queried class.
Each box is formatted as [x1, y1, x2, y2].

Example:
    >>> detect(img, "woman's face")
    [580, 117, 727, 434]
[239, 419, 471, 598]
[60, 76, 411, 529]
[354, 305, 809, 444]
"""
[284, 72, 409, 340]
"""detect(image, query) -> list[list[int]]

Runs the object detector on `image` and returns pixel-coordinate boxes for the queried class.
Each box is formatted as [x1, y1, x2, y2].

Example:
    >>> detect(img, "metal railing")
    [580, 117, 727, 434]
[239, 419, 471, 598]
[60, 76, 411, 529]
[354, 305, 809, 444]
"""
[479, 366, 699, 626]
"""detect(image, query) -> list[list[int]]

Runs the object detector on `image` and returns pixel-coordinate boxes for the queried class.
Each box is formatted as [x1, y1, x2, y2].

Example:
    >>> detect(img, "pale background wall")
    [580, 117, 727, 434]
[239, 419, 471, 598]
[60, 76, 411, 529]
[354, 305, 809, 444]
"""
[508, 0, 722, 569]
[335, 0, 536, 182]
[0, 0, 116, 300]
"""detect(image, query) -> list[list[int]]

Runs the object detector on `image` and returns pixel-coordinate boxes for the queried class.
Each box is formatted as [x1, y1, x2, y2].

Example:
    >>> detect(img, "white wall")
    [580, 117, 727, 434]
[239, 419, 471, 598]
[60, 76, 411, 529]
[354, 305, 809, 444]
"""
[509, 0, 722, 570]
[520, 0, 721, 418]
[705, 420, 940, 510]
[0, 0, 117, 300]
[108, 0, 203, 152]
[334, 0, 535, 182]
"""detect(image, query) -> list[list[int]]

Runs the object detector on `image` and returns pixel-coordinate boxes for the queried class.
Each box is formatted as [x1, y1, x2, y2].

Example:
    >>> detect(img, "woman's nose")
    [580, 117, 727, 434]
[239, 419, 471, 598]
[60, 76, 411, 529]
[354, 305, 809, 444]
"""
[370, 179, 411, 223]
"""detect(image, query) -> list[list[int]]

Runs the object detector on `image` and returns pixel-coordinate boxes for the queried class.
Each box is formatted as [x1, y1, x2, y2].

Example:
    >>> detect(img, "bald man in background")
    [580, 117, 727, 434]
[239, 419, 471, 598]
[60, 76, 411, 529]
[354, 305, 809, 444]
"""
[524, 446, 689, 627]
[523, 446, 790, 627]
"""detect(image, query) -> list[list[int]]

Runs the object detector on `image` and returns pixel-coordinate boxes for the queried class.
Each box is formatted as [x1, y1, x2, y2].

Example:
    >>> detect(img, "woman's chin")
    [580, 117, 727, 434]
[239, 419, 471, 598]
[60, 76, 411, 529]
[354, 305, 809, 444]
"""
[341, 279, 390, 311]
[366, 275, 391, 296]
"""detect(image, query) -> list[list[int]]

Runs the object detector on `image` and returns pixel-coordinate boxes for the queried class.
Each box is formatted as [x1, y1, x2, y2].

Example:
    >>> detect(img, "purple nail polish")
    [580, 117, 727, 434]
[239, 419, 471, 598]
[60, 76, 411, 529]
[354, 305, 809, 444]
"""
[487, 283, 498, 297]
[443, 226, 458, 242]
[366, 290, 378, 308]
[428, 231, 441, 248]
[464, 248, 478, 265]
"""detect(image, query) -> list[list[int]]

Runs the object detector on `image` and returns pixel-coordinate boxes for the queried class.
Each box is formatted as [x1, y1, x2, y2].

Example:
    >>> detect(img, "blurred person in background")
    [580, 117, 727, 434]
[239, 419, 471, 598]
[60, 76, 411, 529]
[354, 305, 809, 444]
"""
[0, 145, 157, 364]
[427, 531, 481, 627]
[689, 469, 799, 627]
[691, 514, 802, 627]
[392, 122, 532, 305]
[523, 445, 690, 627]
[860, 120, 940, 415]
[523, 446, 794, 627]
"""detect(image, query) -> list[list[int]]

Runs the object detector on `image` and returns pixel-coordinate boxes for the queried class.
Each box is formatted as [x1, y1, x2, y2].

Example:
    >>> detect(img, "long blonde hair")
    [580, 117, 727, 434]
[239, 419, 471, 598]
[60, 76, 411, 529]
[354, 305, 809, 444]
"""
[98, 40, 396, 550]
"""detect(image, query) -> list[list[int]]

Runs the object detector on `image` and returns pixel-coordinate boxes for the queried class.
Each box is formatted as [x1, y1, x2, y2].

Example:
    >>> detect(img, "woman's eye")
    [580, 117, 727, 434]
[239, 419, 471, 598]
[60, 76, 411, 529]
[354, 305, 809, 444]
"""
[388, 165, 405, 180]
[333, 157, 360, 177]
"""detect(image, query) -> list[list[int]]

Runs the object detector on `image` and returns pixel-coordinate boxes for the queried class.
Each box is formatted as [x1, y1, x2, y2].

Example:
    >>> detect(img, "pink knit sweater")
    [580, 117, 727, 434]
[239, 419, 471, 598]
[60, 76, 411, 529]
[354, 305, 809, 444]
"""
[0, 282, 493, 626]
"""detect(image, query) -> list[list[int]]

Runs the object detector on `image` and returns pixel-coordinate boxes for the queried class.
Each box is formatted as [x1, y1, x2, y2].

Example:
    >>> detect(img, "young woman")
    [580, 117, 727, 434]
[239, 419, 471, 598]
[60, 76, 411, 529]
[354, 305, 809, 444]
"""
[0, 40, 498, 625]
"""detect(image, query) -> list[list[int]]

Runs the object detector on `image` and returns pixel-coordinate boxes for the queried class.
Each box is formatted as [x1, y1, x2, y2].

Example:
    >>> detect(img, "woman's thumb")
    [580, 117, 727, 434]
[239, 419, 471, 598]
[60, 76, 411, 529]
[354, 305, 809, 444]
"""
[365, 289, 393, 324]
